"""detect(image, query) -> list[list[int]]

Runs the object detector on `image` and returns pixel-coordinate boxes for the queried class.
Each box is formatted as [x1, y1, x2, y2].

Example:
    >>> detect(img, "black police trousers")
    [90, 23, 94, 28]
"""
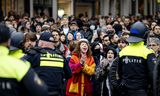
[120, 89, 147, 96]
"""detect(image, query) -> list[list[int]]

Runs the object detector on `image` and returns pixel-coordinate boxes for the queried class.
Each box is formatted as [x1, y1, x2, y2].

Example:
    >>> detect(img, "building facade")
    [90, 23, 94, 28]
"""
[101, 0, 157, 17]
[0, 0, 159, 20]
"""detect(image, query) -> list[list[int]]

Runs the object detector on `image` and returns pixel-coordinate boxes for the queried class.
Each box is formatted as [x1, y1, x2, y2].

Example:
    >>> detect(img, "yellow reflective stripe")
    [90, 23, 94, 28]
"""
[41, 52, 63, 58]
[40, 61, 64, 67]
[41, 57, 64, 62]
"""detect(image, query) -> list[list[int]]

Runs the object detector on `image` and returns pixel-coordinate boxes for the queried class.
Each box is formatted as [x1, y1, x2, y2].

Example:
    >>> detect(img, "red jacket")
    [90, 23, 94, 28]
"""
[66, 53, 96, 96]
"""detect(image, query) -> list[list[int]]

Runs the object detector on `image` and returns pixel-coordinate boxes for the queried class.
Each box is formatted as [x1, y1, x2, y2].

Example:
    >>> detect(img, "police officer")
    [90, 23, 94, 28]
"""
[110, 21, 156, 96]
[9, 32, 25, 59]
[0, 23, 48, 96]
[24, 32, 72, 96]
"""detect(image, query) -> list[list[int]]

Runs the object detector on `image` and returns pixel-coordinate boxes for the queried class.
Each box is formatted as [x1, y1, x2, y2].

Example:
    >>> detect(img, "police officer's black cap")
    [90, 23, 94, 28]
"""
[39, 32, 54, 42]
[0, 23, 11, 43]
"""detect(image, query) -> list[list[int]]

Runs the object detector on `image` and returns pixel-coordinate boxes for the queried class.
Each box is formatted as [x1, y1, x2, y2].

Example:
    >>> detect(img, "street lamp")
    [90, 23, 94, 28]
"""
[58, 9, 64, 18]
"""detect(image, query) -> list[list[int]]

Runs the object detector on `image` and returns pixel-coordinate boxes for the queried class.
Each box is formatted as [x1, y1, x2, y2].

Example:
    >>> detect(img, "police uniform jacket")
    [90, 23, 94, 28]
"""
[0, 46, 48, 96]
[114, 41, 156, 90]
[24, 47, 72, 92]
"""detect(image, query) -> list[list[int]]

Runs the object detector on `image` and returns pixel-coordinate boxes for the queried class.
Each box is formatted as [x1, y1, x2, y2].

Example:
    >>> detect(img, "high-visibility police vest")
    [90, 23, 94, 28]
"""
[9, 49, 25, 59]
[0, 46, 30, 96]
[118, 41, 156, 89]
[9, 49, 31, 67]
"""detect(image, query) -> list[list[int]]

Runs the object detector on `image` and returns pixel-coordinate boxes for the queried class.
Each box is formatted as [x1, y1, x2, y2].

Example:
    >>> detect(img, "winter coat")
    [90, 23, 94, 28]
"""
[66, 52, 96, 96]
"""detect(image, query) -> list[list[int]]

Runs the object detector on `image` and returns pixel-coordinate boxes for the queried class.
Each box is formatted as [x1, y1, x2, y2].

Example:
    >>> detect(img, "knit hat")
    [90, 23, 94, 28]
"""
[78, 38, 89, 43]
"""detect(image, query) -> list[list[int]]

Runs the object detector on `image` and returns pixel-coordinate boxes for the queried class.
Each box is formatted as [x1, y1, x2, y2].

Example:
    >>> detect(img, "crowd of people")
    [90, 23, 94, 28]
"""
[0, 10, 160, 96]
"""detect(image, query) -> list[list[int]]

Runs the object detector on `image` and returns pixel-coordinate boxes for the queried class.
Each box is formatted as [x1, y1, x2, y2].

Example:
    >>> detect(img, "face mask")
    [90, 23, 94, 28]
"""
[93, 49, 101, 56]
[90, 25, 95, 30]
